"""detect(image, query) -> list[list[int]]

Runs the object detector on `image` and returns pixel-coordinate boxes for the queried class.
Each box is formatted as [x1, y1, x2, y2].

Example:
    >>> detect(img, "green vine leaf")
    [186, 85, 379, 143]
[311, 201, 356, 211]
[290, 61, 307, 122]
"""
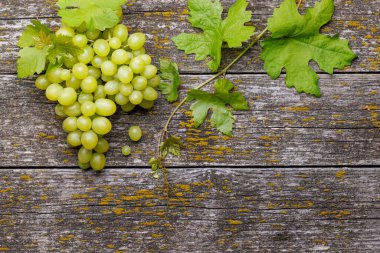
[260, 0, 357, 97]
[17, 47, 49, 78]
[159, 59, 181, 103]
[57, 0, 126, 31]
[160, 136, 182, 158]
[187, 79, 249, 136]
[47, 35, 83, 64]
[172, 0, 255, 71]
[17, 20, 51, 48]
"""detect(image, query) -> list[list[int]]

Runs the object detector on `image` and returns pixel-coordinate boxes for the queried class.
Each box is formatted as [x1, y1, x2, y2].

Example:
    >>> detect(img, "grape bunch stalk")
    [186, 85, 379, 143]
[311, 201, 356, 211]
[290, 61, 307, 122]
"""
[34, 21, 160, 171]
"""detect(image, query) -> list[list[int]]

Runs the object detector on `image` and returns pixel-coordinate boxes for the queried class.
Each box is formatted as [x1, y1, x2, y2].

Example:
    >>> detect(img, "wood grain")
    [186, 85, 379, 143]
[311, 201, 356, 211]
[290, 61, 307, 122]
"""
[0, 74, 379, 167]
[0, 167, 379, 252]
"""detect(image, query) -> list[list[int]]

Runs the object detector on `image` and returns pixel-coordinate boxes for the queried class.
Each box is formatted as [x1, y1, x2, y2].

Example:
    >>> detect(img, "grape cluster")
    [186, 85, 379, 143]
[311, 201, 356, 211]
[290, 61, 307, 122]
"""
[34, 23, 160, 171]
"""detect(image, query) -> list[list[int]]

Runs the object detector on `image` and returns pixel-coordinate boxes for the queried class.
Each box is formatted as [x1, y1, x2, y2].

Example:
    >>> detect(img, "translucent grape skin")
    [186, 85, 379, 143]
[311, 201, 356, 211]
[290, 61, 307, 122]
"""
[129, 126, 142, 142]
[95, 138, 110, 154]
[62, 117, 78, 133]
[58, 87, 77, 106]
[35, 75, 50, 90]
[95, 98, 117, 116]
[113, 24, 129, 42]
[128, 33, 146, 51]
[91, 153, 106, 171]
[67, 130, 83, 147]
[81, 130, 98, 150]
[92, 117, 112, 135]
[93, 39, 110, 57]
[78, 147, 93, 164]
[46, 83, 63, 101]
[122, 145, 132, 156]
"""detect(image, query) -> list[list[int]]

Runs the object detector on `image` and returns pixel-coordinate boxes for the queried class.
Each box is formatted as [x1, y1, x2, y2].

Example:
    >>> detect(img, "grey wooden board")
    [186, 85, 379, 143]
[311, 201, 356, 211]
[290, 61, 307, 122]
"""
[0, 167, 379, 252]
[0, 74, 379, 167]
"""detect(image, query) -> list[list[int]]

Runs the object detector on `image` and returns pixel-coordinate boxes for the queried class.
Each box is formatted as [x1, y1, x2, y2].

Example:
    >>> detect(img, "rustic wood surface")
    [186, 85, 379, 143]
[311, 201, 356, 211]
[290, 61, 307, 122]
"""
[0, 0, 379, 252]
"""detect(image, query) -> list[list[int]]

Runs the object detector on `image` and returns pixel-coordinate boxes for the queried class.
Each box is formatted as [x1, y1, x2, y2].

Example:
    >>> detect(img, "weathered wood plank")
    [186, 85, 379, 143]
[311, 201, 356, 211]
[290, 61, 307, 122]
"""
[0, 11, 379, 74]
[0, 167, 379, 252]
[0, 74, 379, 167]
[1, 0, 379, 18]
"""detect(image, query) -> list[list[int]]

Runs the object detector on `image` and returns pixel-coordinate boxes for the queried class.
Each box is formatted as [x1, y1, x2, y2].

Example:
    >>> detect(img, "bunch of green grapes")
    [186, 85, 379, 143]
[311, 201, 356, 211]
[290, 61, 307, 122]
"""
[34, 23, 160, 171]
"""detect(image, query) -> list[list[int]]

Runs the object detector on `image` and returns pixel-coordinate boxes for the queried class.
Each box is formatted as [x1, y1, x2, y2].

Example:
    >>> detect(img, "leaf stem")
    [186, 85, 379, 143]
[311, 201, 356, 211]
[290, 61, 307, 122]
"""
[157, 27, 269, 159]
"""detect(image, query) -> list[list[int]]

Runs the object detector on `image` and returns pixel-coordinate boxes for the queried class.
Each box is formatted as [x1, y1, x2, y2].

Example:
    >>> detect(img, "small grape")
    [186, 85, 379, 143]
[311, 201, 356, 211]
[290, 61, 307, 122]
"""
[72, 63, 89, 80]
[46, 83, 63, 101]
[95, 98, 117, 116]
[78, 45, 94, 64]
[88, 66, 101, 79]
[92, 117, 112, 135]
[139, 100, 154, 110]
[143, 86, 158, 101]
[121, 103, 135, 112]
[78, 147, 93, 164]
[128, 33, 146, 51]
[94, 85, 107, 100]
[66, 75, 81, 90]
[101, 74, 113, 82]
[72, 34, 88, 48]
[132, 76, 148, 91]
[93, 39, 110, 57]
[118, 66, 134, 84]
[115, 93, 129, 105]
[81, 101, 97, 117]
[148, 76, 161, 88]
[62, 117, 78, 133]
[58, 87, 78, 106]
[67, 130, 83, 147]
[63, 54, 79, 69]
[138, 54, 152, 65]
[121, 145, 132, 156]
[113, 24, 129, 42]
[119, 83, 134, 97]
[128, 126, 142, 142]
[90, 153, 106, 171]
[92, 55, 108, 68]
[129, 90, 144, 105]
[77, 116, 92, 132]
[47, 68, 63, 84]
[142, 65, 157, 79]
[81, 76, 98, 93]
[81, 130, 98, 150]
[133, 48, 146, 57]
[105, 80, 120, 95]
[95, 138, 110, 154]
[129, 57, 146, 74]
[86, 29, 100, 40]
[35, 75, 50, 90]
[55, 104, 66, 117]
[111, 49, 129, 65]
[101, 61, 117, 76]
[63, 102, 82, 117]
[56, 26, 75, 37]
[109, 37, 122, 49]
[78, 162, 91, 170]
[78, 92, 94, 104]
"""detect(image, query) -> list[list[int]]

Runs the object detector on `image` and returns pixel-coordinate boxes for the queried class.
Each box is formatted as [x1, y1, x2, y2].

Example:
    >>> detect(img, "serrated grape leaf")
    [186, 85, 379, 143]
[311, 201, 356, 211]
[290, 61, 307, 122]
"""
[159, 59, 181, 103]
[17, 46, 49, 78]
[47, 35, 83, 64]
[260, 0, 357, 97]
[172, 0, 255, 72]
[57, 0, 126, 31]
[187, 79, 249, 135]
[160, 136, 182, 158]
[17, 20, 51, 48]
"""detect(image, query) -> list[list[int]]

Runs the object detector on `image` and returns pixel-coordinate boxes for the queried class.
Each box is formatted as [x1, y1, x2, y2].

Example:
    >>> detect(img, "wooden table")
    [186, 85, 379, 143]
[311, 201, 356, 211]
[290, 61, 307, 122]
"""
[1, 0, 379, 252]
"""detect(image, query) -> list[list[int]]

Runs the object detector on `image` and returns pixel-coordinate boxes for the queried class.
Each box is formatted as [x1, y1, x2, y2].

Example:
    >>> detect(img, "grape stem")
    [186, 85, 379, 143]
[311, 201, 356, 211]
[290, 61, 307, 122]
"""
[157, 27, 269, 160]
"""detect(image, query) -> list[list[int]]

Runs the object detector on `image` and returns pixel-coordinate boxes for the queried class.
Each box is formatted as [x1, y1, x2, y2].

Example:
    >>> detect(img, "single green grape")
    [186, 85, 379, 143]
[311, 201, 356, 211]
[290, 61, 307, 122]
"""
[109, 37, 122, 49]
[77, 116, 92, 132]
[105, 80, 120, 95]
[118, 66, 134, 84]
[72, 63, 89, 80]
[35, 75, 50, 90]
[113, 24, 129, 42]
[78, 147, 93, 164]
[63, 54, 79, 69]
[111, 49, 129, 65]
[66, 75, 82, 90]
[132, 76, 148, 91]
[59, 69, 71, 81]
[132, 48, 146, 57]
[148, 76, 161, 88]
[46, 83, 63, 101]
[93, 39, 110, 57]
[94, 85, 107, 100]
[63, 102, 82, 117]
[62, 117, 78, 133]
[129, 57, 146, 74]
[128, 33, 146, 51]
[129, 90, 144, 105]
[81, 101, 97, 117]
[78, 92, 94, 104]
[56, 26, 75, 37]
[121, 103, 135, 112]
[121, 145, 132, 156]
[88, 66, 101, 80]
[101, 74, 114, 82]
[128, 126, 142, 142]
[78, 162, 91, 170]
[119, 83, 134, 97]
[115, 93, 129, 105]
[95, 98, 117, 116]
[86, 29, 100, 40]
[139, 100, 154, 109]
[81, 76, 98, 93]
[91, 55, 108, 69]
[55, 104, 66, 117]
[47, 68, 63, 84]
[90, 153, 106, 171]
[141, 65, 157, 80]
[101, 61, 117, 76]
[92, 117, 112, 135]
[95, 138, 110, 154]
[58, 87, 78, 106]
[138, 54, 152, 65]
[143, 86, 158, 101]
[81, 130, 98, 150]
[72, 34, 88, 48]
[78, 45, 94, 64]
[67, 130, 83, 147]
